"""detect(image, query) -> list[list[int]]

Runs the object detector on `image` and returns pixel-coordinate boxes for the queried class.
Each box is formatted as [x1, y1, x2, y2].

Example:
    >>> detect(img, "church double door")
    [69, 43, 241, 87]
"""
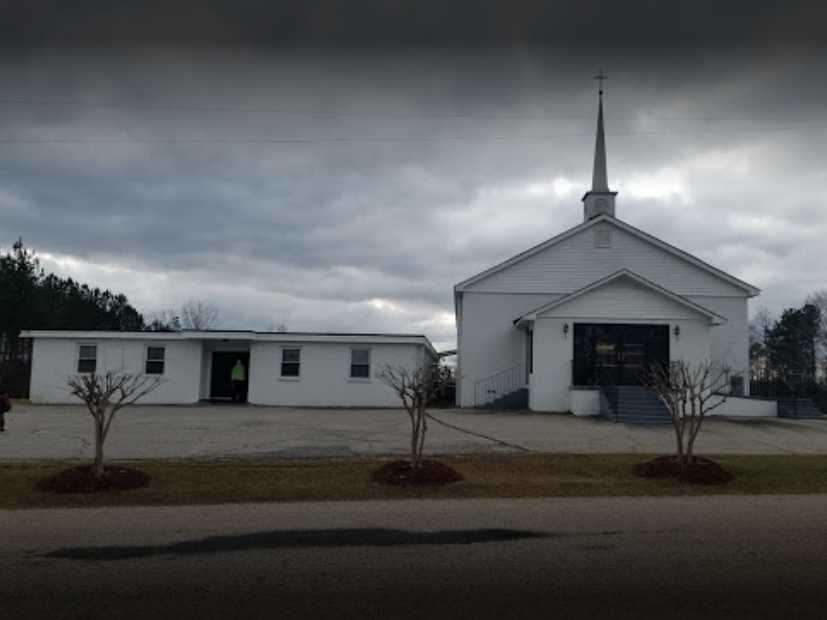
[572, 324, 669, 386]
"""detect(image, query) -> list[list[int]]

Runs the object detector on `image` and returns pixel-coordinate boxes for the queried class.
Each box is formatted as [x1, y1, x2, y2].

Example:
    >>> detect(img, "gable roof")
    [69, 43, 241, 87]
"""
[513, 269, 728, 326]
[454, 215, 761, 297]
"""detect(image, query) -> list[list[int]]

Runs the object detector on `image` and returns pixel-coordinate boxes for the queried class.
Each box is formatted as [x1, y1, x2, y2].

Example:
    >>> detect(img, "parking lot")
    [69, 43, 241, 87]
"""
[2, 402, 826, 460]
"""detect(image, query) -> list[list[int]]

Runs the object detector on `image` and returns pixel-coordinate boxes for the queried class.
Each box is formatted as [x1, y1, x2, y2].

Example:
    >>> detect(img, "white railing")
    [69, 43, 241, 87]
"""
[474, 363, 525, 407]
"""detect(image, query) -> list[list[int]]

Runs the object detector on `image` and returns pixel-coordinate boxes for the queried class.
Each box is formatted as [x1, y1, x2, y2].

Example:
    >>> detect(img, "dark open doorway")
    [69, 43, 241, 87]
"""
[210, 351, 250, 401]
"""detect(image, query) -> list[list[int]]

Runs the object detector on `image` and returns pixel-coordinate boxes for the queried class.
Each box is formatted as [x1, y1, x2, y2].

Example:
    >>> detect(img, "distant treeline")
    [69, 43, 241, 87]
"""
[0, 239, 147, 396]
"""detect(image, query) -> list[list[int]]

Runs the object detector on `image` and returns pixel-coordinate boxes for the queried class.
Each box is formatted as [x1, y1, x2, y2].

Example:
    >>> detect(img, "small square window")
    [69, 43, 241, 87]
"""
[350, 349, 370, 378]
[146, 346, 166, 375]
[281, 348, 301, 377]
[77, 344, 97, 373]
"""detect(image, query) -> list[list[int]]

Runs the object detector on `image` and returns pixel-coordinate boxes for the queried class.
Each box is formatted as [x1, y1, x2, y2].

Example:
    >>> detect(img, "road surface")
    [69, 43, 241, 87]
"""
[3, 494, 827, 618]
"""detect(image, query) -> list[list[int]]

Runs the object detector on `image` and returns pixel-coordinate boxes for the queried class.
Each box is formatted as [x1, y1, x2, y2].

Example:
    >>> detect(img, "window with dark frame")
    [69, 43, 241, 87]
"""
[281, 348, 301, 377]
[77, 344, 97, 373]
[145, 346, 166, 375]
[350, 348, 370, 378]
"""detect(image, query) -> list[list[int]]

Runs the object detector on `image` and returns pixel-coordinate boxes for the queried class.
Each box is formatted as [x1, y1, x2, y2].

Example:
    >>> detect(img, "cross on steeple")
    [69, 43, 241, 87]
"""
[582, 70, 617, 221]
[594, 70, 608, 95]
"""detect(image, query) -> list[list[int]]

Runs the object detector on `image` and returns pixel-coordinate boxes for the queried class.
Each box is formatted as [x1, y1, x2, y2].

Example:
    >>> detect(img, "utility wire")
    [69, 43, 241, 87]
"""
[0, 124, 821, 145]
[0, 98, 823, 125]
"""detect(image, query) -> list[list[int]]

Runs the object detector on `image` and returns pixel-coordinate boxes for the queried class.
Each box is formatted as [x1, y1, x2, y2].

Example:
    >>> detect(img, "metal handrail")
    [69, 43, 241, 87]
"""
[474, 363, 525, 407]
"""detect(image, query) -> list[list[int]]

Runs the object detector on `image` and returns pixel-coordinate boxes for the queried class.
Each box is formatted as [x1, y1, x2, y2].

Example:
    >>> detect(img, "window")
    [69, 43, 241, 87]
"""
[77, 344, 97, 373]
[281, 348, 301, 377]
[350, 348, 370, 378]
[145, 346, 166, 375]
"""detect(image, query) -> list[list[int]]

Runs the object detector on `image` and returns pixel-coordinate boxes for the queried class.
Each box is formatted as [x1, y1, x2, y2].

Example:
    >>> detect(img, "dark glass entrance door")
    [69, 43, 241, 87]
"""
[573, 324, 669, 386]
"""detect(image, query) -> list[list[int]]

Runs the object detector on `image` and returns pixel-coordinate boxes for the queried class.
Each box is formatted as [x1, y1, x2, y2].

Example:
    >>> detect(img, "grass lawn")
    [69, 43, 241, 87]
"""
[2, 453, 827, 509]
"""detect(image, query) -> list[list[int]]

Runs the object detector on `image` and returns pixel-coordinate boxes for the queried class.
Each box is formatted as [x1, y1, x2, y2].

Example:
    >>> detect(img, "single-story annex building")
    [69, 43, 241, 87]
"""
[22, 329, 436, 407]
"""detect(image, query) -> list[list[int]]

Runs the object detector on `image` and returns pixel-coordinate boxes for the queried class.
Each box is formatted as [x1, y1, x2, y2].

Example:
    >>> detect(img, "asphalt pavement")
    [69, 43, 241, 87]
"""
[3, 402, 827, 459]
[3, 494, 827, 619]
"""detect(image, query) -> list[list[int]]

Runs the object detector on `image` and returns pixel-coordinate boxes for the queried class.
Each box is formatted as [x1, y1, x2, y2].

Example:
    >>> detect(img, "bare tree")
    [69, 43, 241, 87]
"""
[145, 308, 181, 331]
[180, 300, 221, 330]
[377, 364, 446, 468]
[641, 360, 732, 470]
[67, 371, 163, 479]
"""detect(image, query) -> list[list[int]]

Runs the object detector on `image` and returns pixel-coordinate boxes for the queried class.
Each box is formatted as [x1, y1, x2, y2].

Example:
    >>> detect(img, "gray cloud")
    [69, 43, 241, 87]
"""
[1, 47, 827, 348]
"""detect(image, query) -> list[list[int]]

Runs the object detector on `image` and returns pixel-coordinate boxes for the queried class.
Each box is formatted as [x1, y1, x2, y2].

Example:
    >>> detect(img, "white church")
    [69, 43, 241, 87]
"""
[454, 88, 762, 417]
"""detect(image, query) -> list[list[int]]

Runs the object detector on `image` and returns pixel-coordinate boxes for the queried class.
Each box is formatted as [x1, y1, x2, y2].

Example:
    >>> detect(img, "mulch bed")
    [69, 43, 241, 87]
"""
[634, 455, 734, 485]
[373, 459, 463, 487]
[36, 465, 151, 494]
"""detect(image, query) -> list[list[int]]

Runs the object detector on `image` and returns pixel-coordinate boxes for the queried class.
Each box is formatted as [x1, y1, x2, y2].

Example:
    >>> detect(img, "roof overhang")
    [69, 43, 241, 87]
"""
[20, 330, 438, 357]
[512, 269, 728, 327]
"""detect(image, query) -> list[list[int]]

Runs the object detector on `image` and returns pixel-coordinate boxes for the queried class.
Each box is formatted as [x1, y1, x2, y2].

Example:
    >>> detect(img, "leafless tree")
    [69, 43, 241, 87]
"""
[180, 300, 221, 330]
[146, 308, 181, 331]
[641, 360, 732, 470]
[377, 363, 446, 468]
[67, 371, 163, 479]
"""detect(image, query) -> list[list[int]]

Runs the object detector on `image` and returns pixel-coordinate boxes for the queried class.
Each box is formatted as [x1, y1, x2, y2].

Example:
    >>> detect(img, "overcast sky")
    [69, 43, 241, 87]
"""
[2, 2, 826, 349]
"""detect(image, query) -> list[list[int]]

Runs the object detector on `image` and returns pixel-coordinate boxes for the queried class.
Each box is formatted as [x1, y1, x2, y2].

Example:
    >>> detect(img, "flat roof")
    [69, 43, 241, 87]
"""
[20, 329, 437, 357]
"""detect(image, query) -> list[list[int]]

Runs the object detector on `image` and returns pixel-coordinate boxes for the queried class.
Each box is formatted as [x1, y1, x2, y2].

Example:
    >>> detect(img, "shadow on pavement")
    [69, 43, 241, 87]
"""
[43, 528, 551, 561]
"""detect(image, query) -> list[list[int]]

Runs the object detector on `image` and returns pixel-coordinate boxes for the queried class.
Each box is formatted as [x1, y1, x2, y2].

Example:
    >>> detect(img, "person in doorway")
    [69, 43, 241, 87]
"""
[0, 390, 12, 432]
[230, 360, 246, 403]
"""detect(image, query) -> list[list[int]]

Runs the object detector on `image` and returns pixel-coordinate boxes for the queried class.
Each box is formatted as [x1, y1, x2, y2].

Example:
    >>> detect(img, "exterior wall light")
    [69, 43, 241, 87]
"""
[673, 325, 680, 338]
[563, 323, 570, 338]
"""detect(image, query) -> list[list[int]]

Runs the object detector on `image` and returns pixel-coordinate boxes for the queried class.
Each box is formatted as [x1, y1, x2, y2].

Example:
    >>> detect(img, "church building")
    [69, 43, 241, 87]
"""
[454, 86, 761, 415]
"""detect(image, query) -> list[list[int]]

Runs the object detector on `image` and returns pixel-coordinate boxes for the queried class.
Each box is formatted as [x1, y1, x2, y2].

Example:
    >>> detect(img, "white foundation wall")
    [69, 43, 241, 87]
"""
[247, 341, 427, 407]
[457, 291, 560, 407]
[28, 338, 203, 404]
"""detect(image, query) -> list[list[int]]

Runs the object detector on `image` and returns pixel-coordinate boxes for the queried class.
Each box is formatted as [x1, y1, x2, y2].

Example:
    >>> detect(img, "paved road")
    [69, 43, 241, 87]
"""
[2, 403, 827, 459]
[2, 495, 827, 619]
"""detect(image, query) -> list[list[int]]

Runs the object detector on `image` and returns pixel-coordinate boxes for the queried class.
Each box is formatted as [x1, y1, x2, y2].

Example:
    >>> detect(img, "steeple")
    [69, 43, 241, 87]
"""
[583, 71, 617, 221]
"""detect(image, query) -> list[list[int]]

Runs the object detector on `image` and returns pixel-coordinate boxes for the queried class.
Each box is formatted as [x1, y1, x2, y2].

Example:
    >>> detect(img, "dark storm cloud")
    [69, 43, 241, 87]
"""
[2, 1, 827, 49]
[1, 42, 827, 346]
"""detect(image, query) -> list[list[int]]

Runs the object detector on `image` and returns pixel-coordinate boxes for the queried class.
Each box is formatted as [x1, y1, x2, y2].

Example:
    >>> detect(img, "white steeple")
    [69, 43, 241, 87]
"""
[583, 71, 617, 221]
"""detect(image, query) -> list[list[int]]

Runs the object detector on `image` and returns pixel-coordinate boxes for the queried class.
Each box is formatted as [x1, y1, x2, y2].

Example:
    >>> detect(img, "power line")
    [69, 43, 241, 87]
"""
[0, 98, 823, 125]
[0, 124, 822, 146]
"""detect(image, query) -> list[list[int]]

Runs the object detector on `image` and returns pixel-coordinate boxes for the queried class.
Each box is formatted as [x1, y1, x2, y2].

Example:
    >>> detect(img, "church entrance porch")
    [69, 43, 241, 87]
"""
[572, 323, 670, 387]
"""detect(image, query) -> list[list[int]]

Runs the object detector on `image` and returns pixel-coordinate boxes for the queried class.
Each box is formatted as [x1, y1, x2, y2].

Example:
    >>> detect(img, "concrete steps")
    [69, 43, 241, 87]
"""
[602, 385, 672, 424]
[479, 387, 529, 410]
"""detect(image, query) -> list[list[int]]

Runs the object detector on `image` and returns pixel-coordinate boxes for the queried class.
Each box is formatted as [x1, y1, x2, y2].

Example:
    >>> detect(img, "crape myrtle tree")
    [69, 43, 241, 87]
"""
[641, 360, 732, 470]
[377, 362, 449, 469]
[67, 371, 163, 480]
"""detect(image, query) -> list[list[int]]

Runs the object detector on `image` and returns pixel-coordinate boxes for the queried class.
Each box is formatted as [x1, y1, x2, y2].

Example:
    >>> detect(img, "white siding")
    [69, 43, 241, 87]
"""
[686, 295, 750, 393]
[457, 291, 560, 407]
[248, 341, 426, 407]
[29, 338, 202, 404]
[538, 276, 711, 321]
[464, 220, 748, 297]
